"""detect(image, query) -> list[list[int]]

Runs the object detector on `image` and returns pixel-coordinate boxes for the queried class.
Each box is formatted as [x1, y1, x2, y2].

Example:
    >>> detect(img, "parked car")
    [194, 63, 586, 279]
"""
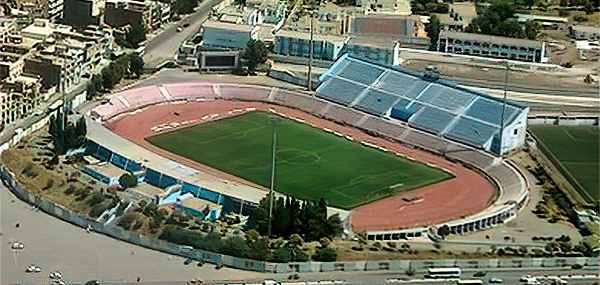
[176, 26, 183, 32]
[489, 277, 504, 283]
[473, 271, 487, 277]
[49, 271, 62, 279]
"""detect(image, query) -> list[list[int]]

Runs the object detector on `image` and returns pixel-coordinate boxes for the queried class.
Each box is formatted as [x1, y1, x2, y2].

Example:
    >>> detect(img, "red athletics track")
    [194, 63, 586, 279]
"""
[105, 100, 497, 232]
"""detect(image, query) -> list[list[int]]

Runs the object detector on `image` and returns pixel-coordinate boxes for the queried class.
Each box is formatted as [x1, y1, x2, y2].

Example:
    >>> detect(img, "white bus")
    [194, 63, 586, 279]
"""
[456, 280, 484, 285]
[426, 267, 461, 279]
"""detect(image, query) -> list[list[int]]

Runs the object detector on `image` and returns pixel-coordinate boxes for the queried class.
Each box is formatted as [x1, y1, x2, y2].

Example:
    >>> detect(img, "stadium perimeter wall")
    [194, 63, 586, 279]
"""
[90, 83, 530, 240]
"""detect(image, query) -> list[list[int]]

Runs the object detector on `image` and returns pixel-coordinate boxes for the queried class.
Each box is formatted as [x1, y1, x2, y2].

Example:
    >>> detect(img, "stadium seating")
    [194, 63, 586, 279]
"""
[317, 54, 528, 153]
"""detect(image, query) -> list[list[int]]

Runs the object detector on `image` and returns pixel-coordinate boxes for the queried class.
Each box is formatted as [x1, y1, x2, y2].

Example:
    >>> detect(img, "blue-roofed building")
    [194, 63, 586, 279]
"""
[316, 54, 529, 155]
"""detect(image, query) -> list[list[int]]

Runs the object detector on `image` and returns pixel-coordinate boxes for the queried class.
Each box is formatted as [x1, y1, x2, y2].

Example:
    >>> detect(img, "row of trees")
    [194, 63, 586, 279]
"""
[466, 0, 541, 39]
[247, 195, 342, 242]
[158, 224, 338, 262]
[87, 53, 145, 98]
[48, 110, 86, 155]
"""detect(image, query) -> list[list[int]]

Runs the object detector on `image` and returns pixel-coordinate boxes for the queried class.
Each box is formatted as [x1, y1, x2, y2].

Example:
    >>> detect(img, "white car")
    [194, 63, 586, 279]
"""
[49, 271, 63, 279]
[25, 264, 41, 273]
[489, 278, 504, 283]
[11, 242, 25, 250]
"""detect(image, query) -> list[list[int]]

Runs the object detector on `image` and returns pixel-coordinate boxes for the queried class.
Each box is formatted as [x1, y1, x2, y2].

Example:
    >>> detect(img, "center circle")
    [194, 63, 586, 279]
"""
[276, 149, 320, 165]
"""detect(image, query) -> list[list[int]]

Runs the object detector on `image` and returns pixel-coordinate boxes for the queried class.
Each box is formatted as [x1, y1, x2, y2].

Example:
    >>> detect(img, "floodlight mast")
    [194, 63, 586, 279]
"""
[267, 129, 277, 237]
[500, 61, 509, 156]
[307, 8, 314, 91]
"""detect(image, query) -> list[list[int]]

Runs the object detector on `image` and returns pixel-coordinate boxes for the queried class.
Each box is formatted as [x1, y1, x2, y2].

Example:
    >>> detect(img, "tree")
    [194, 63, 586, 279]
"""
[128, 53, 145, 77]
[102, 66, 118, 90]
[119, 173, 138, 189]
[288, 234, 304, 247]
[312, 247, 337, 261]
[583, 0, 595, 15]
[244, 39, 268, 75]
[319, 237, 331, 248]
[245, 229, 260, 243]
[126, 23, 147, 48]
[522, 0, 538, 9]
[493, 18, 523, 38]
[426, 14, 441, 51]
[87, 74, 103, 99]
[247, 195, 342, 242]
[172, 0, 198, 15]
[524, 20, 540, 40]
[437, 225, 451, 238]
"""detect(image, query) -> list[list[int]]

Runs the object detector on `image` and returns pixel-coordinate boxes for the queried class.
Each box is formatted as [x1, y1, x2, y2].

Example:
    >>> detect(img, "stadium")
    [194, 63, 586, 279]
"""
[88, 54, 530, 241]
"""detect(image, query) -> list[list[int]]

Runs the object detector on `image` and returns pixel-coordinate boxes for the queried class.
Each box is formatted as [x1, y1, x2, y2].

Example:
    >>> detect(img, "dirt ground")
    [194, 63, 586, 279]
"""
[104, 100, 497, 232]
[1, 134, 102, 216]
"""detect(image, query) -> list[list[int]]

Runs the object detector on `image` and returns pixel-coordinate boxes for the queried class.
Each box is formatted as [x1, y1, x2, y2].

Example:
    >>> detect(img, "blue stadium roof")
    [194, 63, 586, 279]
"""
[316, 54, 528, 151]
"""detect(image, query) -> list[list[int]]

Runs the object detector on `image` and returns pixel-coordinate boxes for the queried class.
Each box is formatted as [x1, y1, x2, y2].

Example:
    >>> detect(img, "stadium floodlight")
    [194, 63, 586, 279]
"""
[499, 61, 510, 156]
[267, 119, 278, 237]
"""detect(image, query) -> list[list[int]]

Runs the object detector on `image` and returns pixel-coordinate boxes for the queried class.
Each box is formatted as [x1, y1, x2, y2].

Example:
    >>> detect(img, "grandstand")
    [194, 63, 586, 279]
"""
[316, 54, 529, 155]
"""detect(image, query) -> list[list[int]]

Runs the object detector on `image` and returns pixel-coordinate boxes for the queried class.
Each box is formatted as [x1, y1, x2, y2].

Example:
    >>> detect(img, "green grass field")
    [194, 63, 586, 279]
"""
[529, 125, 599, 201]
[147, 111, 452, 209]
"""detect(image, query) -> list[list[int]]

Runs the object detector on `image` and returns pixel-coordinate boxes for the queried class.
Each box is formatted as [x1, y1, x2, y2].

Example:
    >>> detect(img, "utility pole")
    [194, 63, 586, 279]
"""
[499, 61, 509, 156]
[267, 128, 277, 237]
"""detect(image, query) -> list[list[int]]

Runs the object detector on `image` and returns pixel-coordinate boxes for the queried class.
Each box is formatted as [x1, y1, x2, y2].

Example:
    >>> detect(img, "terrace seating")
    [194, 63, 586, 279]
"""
[317, 54, 528, 154]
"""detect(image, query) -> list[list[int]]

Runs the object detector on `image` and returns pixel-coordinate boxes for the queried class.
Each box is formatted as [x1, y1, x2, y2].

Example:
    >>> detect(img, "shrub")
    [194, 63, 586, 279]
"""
[295, 250, 310, 262]
[87, 191, 105, 207]
[288, 234, 304, 247]
[116, 213, 138, 230]
[21, 162, 38, 178]
[89, 203, 108, 218]
[119, 173, 138, 189]
[42, 179, 53, 190]
[313, 247, 337, 261]
[64, 184, 76, 195]
[74, 186, 91, 201]
[270, 247, 293, 263]
[319, 237, 332, 248]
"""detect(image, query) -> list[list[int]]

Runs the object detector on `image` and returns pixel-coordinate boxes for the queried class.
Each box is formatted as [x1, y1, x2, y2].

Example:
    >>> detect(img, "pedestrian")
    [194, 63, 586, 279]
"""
[137, 277, 141, 283]
[15, 222, 20, 228]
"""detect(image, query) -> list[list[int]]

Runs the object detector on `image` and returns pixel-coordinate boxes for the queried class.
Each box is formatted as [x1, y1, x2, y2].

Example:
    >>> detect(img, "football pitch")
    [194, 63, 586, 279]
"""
[530, 125, 599, 201]
[147, 111, 452, 209]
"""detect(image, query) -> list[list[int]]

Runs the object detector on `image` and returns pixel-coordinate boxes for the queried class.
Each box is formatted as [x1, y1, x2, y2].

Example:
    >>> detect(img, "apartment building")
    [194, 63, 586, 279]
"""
[437, 31, 549, 63]
[0, 75, 42, 125]
[0, 19, 18, 45]
[104, 0, 171, 32]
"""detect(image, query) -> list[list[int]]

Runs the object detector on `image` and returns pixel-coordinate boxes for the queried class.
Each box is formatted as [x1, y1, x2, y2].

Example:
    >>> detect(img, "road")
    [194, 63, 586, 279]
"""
[143, 0, 222, 69]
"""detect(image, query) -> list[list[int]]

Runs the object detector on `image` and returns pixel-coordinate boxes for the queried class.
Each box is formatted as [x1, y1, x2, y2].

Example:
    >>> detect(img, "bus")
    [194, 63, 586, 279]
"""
[456, 280, 484, 285]
[425, 267, 461, 279]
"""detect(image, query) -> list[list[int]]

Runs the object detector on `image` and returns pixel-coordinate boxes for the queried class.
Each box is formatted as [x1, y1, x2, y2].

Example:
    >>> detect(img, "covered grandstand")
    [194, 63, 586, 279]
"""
[316, 54, 529, 155]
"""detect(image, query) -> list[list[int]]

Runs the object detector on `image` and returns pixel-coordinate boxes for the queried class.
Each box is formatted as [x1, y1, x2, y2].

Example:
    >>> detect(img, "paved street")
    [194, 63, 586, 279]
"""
[143, 0, 222, 69]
